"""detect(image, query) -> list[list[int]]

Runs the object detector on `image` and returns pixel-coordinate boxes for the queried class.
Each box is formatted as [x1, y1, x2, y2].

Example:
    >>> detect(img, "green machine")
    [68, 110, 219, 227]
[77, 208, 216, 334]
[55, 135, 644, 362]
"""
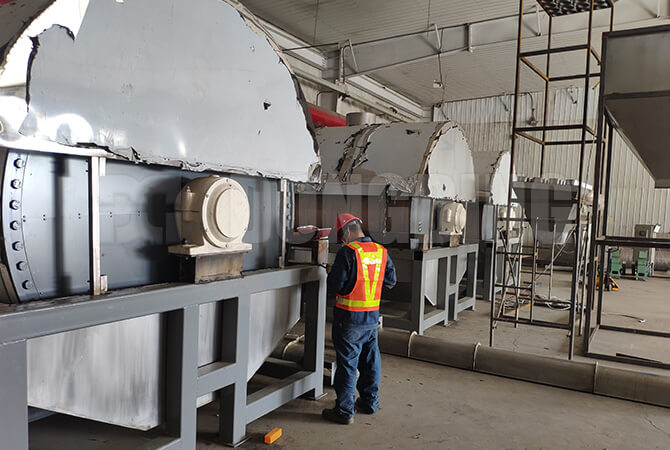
[608, 248, 623, 278]
[634, 249, 651, 280]
[632, 224, 661, 280]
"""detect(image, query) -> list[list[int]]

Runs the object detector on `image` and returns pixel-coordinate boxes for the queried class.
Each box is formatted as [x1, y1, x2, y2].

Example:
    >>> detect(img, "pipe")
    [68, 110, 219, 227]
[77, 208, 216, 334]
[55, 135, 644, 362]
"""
[273, 328, 670, 409]
[293, 67, 409, 122]
[308, 105, 346, 127]
[377, 329, 670, 409]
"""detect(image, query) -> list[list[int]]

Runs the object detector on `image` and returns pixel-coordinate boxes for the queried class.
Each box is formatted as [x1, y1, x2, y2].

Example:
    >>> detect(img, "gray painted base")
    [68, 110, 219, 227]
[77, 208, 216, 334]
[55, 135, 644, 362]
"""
[0, 266, 325, 450]
[383, 244, 479, 335]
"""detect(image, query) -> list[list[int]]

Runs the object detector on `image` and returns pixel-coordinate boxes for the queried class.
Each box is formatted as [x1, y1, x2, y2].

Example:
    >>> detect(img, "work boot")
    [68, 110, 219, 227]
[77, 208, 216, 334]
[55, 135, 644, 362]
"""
[355, 398, 377, 415]
[321, 408, 354, 425]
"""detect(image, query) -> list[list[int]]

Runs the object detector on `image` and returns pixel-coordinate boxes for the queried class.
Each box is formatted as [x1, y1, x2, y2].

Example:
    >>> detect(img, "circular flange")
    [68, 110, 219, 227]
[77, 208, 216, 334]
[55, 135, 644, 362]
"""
[200, 176, 250, 248]
[2, 150, 39, 301]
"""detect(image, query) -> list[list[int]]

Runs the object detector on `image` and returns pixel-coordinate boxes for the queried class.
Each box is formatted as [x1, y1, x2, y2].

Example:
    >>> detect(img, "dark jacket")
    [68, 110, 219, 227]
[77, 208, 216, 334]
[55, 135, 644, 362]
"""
[327, 237, 396, 329]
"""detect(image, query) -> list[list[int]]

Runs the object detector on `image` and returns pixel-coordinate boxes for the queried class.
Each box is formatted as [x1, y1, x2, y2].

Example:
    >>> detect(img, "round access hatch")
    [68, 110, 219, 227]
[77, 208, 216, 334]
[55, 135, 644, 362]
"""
[214, 186, 250, 240]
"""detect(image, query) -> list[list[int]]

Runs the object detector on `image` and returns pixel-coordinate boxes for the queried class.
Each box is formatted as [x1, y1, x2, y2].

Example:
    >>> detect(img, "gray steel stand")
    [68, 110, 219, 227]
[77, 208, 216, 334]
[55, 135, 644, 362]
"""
[383, 244, 478, 335]
[0, 265, 325, 450]
[480, 240, 496, 302]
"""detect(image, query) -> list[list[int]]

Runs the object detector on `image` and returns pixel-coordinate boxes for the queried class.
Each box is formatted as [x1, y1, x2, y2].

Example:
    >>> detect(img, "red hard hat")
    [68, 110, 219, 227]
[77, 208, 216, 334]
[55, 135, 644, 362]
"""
[334, 213, 362, 235]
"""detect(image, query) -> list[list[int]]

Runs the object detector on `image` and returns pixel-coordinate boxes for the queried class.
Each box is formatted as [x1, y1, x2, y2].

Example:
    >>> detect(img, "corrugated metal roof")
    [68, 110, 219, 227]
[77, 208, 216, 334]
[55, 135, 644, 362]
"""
[243, 0, 670, 105]
[242, 0, 520, 45]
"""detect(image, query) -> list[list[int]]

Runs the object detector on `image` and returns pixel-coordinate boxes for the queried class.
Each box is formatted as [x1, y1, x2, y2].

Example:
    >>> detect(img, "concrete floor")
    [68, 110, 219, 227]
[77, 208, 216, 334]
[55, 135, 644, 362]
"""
[29, 354, 670, 449]
[423, 271, 670, 370]
[29, 273, 670, 449]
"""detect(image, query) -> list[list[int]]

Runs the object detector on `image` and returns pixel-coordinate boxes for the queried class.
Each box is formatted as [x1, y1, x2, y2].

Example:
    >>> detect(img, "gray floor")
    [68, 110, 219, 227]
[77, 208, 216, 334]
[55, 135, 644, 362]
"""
[29, 353, 670, 449]
[29, 273, 670, 449]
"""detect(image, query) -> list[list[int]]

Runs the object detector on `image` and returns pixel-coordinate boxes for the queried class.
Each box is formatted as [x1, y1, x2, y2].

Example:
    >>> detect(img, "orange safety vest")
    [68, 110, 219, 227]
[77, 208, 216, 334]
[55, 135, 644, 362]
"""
[336, 241, 387, 312]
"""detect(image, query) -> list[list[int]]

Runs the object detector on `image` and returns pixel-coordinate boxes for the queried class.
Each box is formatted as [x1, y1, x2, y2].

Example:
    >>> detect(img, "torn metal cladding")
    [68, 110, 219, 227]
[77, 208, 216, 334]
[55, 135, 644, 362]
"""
[0, 0, 55, 67]
[9, 0, 319, 182]
[471, 150, 513, 205]
[310, 121, 476, 201]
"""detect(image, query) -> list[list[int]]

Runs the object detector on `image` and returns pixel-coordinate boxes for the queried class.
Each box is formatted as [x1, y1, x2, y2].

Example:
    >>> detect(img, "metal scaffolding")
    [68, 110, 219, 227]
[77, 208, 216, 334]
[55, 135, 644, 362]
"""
[584, 24, 670, 370]
[490, 0, 615, 359]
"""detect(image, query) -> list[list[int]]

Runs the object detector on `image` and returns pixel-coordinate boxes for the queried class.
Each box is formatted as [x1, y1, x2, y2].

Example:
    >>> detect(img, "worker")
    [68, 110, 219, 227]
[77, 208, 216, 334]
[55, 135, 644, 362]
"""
[322, 213, 396, 425]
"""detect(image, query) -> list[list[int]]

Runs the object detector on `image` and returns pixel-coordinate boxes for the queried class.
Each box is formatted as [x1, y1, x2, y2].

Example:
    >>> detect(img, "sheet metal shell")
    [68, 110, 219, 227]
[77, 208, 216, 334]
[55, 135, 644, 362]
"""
[602, 25, 670, 188]
[2, 0, 319, 182]
[316, 122, 476, 201]
[471, 150, 512, 205]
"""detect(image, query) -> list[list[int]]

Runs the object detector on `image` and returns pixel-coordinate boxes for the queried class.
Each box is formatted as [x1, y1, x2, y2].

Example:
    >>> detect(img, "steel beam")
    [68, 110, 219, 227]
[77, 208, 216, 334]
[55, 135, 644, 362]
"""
[338, 0, 668, 80]
[0, 266, 322, 343]
[246, 371, 319, 423]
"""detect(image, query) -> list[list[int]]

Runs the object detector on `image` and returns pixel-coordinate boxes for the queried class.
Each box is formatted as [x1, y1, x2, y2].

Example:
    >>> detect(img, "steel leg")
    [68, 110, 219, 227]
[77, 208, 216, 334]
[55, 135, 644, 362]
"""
[302, 278, 326, 400]
[165, 305, 200, 450]
[0, 340, 28, 450]
[410, 259, 426, 335]
[219, 296, 251, 446]
[437, 256, 449, 326]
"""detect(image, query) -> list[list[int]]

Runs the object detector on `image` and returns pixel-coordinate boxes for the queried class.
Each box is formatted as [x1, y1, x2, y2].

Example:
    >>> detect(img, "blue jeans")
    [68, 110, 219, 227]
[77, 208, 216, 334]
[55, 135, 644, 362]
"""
[332, 325, 381, 418]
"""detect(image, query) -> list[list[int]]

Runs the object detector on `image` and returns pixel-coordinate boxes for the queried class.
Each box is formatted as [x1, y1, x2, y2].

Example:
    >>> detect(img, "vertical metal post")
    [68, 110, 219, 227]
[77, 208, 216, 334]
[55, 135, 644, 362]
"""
[0, 340, 28, 450]
[88, 156, 103, 295]
[549, 223, 556, 302]
[411, 258, 426, 334]
[279, 179, 288, 269]
[601, 124, 614, 262]
[165, 305, 200, 449]
[586, 11, 614, 351]
[540, 16, 553, 177]
[596, 123, 615, 327]
[568, 0, 595, 361]
[579, 214, 590, 336]
[220, 295, 250, 446]
[466, 249, 478, 300]
[499, 0, 525, 335]
[303, 277, 326, 399]
[437, 256, 449, 324]
[489, 207, 498, 346]
[530, 221, 538, 322]
[513, 225, 524, 328]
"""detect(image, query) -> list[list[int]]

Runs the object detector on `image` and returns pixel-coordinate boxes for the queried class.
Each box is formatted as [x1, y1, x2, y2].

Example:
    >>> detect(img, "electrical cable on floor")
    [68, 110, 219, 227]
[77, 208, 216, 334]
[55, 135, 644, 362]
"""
[602, 312, 646, 323]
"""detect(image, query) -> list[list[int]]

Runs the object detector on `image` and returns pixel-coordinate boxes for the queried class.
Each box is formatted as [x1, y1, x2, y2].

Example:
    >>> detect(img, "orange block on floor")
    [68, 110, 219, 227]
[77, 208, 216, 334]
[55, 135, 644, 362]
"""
[264, 427, 282, 444]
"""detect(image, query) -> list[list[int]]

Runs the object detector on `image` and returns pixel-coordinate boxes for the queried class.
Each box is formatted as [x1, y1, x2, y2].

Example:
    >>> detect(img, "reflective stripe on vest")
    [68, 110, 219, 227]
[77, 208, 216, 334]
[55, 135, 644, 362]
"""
[336, 241, 387, 312]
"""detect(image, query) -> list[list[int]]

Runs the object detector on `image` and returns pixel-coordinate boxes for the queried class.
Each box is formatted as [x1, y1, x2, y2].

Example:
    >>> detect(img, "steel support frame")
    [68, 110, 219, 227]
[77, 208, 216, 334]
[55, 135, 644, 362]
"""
[0, 265, 326, 450]
[492, 0, 614, 359]
[383, 244, 478, 335]
[583, 24, 670, 370]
